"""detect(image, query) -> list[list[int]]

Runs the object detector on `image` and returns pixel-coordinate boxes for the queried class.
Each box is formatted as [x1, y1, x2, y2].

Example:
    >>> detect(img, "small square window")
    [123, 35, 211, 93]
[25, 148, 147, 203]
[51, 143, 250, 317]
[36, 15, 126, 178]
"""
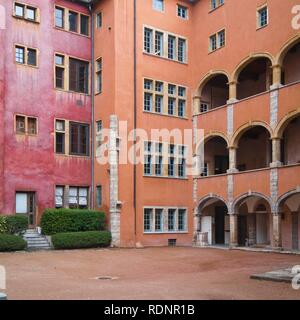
[55, 54, 64, 66]
[153, 0, 164, 12]
[26, 7, 36, 21]
[69, 11, 78, 32]
[177, 5, 188, 19]
[96, 120, 102, 133]
[218, 30, 225, 48]
[96, 12, 102, 28]
[155, 81, 163, 92]
[168, 84, 176, 95]
[258, 6, 268, 28]
[27, 48, 37, 66]
[15, 46, 25, 64]
[80, 15, 89, 36]
[178, 86, 186, 97]
[210, 34, 217, 51]
[56, 120, 65, 132]
[15, 4, 24, 17]
[144, 79, 153, 90]
[55, 7, 64, 28]
[16, 115, 25, 134]
[27, 117, 37, 135]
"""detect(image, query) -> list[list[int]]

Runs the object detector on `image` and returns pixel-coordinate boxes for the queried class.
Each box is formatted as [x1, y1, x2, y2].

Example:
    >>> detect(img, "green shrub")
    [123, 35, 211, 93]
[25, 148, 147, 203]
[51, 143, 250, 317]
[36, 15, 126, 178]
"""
[6, 215, 28, 235]
[0, 216, 8, 234]
[41, 209, 106, 235]
[52, 231, 111, 250]
[0, 234, 27, 252]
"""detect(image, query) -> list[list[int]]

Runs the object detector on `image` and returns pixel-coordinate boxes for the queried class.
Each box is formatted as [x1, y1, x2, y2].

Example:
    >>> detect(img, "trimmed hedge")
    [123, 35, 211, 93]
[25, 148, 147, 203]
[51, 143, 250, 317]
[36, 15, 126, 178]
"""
[52, 231, 111, 250]
[41, 209, 106, 235]
[6, 216, 28, 235]
[0, 215, 28, 235]
[0, 234, 27, 252]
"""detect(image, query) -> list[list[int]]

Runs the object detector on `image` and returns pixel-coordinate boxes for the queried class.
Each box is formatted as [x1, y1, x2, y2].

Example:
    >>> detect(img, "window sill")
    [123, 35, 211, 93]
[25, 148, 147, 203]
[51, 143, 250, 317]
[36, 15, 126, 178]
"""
[144, 175, 188, 181]
[55, 153, 91, 159]
[143, 52, 188, 65]
[209, 3, 225, 13]
[15, 62, 38, 69]
[144, 231, 188, 235]
[143, 110, 189, 120]
[256, 24, 268, 31]
[55, 88, 90, 97]
[208, 45, 225, 55]
[54, 26, 90, 39]
[13, 15, 40, 24]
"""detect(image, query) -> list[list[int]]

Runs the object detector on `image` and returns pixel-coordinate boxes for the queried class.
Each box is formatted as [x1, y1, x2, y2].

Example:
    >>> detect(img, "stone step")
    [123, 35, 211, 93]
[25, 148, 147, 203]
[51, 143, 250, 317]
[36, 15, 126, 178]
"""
[27, 243, 51, 248]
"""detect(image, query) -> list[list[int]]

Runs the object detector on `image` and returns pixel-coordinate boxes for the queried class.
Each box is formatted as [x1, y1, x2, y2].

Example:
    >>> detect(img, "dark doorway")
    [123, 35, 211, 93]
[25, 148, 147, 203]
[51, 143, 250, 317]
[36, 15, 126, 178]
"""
[238, 215, 247, 246]
[292, 213, 299, 250]
[215, 155, 229, 175]
[215, 206, 226, 244]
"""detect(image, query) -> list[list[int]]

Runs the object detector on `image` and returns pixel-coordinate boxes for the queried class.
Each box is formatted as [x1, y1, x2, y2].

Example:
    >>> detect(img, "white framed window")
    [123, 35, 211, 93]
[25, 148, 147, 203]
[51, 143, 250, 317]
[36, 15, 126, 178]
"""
[155, 209, 163, 231]
[211, 0, 224, 11]
[177, 5, 188, 19]
[168, 209, 176, 231]
[178, 209, 187, 231]
[69, 187, 89, 209]
[209, 29, 225, 52]
[257, 6, 268, 29]
[144, 28, 153, 53]
[200, 102, 209, 113]
[144, 208, 153, 232]
[96, 11, 102, 28]
[155, 31, 164, 56]
[153, 0, 164, 12]
[55, 186, 64, 208]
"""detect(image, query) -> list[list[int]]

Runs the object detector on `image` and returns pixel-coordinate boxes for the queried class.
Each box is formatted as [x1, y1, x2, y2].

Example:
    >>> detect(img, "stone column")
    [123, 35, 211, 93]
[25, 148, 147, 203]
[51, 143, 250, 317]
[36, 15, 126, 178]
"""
[229, 214, 238, 247]
[272, 212, 282, 250]
[271, 138, 282, 167]
[228, 81, 237, 102]
[193, 207, 200, 245]
[272, 64, 282, 88]
[193, 96, 201, 115]
[228, 147, 238, 173]
[109, 115, 120, 247]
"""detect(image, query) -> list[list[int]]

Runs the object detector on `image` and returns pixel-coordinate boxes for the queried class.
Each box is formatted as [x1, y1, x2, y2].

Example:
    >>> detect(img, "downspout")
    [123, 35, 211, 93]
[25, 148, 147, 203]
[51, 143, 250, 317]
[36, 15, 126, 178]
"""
[133, 0, 137, 236]
[89, 2, 95, 209]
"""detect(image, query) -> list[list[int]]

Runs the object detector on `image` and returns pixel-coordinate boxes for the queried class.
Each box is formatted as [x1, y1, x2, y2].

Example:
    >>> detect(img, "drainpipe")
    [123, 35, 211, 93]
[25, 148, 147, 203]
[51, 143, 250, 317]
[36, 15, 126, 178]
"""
[89, 2, 95, 209]
[133, 0, 137, 236]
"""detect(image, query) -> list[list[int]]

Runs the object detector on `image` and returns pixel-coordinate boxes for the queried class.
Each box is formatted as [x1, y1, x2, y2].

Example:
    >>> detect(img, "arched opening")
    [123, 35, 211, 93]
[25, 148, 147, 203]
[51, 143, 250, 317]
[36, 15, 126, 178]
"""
[236, 126, 271, 171]
[200, 74, 229, 112]
[282, 41, 300, 85]
[202, 136, 229, 176]
[235, 195, 271, 247]
[280, 115, 300, 165]
[236, 57, 272, 100]
[278, 192, 300, 251]
[198, 197, 229, 246]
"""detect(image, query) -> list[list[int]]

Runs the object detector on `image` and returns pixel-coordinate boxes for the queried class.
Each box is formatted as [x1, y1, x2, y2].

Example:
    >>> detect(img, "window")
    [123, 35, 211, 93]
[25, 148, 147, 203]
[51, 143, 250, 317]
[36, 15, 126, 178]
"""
[144, 207, 188, 233]
[55, 54, 65, 89]
[144, 79, 186, 118]
[69, 187, 89, 209]
[144, 208, 152, 232]
[15, 46, 25, 64]
[69, 58, 89, 94]
[27, 49, 37, 66]
[168, 209, 176, 231]
[258, 6, 268, 28]
[96, 12, 102, 28]
[55, 7, 64, 28]
[15, 3, 24, 17]
[168, 97, 176, 115]
[96, 120, 102, 134]
[144, 28, 153, 53]
[155, 209, 163, 231]
[55, 186, 64, 208]
[96, 58, 102, 94]
[96, 185, 102, 207]
[153, 0, 164, 12]
[144, 155, 152, 175]
[201, 162, 208, 177]
[14, 3, 38, 22]
[210, 30, 225, 52]
[200, 102, 209, 113]
[15, 45, 37, 67]
[178, 158, 186, 177]
[70, 122, 89, 156]
[178, 209, 186, 231]
[177, 5, 188, 19]
[168, 35, 176, 60]
[69, 11, 78, 32]
[155, 31, 163, 56]
[144, 26, 187, 63]
[155, 95, 163, 113]
[178, 38, 186, 63]
[15, 115, 37, 135]
[168, 157, 175, 176]
[55, 120, 65, 154]
[155, 156, 163, 176]
[16, 115, 25, 134]
[80, 15, 89, 36]
[211, 0, 224, 10]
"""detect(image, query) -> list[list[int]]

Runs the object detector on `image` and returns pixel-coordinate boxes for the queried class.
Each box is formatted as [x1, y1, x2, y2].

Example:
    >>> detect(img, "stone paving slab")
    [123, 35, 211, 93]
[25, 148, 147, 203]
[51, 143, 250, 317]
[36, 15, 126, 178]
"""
[251, 268, 298, 283]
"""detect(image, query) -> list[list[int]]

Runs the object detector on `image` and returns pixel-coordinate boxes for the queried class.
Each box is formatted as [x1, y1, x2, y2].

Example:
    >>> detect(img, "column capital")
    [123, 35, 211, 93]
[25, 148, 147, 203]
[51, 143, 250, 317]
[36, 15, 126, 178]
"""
[193, 95, 201, 100]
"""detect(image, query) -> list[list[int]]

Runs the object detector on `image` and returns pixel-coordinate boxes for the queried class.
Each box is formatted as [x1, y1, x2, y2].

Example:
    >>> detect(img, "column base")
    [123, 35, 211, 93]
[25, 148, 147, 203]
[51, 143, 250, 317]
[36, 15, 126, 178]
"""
[227, 98, 238, 104]
[227, 168, 239, 174]
[270, 161, 282, 168]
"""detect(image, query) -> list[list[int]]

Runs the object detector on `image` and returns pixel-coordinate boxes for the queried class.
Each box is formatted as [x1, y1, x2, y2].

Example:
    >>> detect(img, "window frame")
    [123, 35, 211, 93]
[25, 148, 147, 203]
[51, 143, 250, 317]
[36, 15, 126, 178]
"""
[14, 44, 38, 68]
[177, 4, 188, 20]
[209, 29, 226, 53]
[152, 0, 164, 12]
[95, 57, 102, 94]
[69, 121, 90, 157]
[13, 2, 40, 23]
[257, 5, 268, 29]
[14, 114, 38, 136]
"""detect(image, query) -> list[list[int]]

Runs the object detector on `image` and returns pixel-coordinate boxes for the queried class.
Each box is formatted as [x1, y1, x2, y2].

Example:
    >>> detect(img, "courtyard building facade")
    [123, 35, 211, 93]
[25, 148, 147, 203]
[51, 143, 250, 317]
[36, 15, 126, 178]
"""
[0, 0, 299, 251]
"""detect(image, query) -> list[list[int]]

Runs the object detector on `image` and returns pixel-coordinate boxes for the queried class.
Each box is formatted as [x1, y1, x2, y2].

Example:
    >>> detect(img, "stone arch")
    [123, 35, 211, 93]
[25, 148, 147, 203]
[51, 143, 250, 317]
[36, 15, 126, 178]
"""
[274, 108, 300, 139]
[275, 34, 300, 66]
[195, 131, 229, 155]
[231, 52, 275, 83]
[197, 194, 229, 213]
[194, 70, 230, 97]
[232, 192, 273, 213]
[230, 121, 273, 148]
[276, 189, 300, 213]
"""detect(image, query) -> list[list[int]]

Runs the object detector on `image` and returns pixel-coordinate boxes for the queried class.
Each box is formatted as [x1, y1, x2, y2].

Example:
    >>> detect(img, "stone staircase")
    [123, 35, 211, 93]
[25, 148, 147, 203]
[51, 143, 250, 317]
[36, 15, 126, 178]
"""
[23, 229, 52, 251]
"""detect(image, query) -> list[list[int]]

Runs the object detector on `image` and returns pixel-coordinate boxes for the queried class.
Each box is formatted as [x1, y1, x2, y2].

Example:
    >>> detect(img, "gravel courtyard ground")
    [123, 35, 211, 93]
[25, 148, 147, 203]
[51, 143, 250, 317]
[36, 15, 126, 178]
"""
[0, 247, 300, 300]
